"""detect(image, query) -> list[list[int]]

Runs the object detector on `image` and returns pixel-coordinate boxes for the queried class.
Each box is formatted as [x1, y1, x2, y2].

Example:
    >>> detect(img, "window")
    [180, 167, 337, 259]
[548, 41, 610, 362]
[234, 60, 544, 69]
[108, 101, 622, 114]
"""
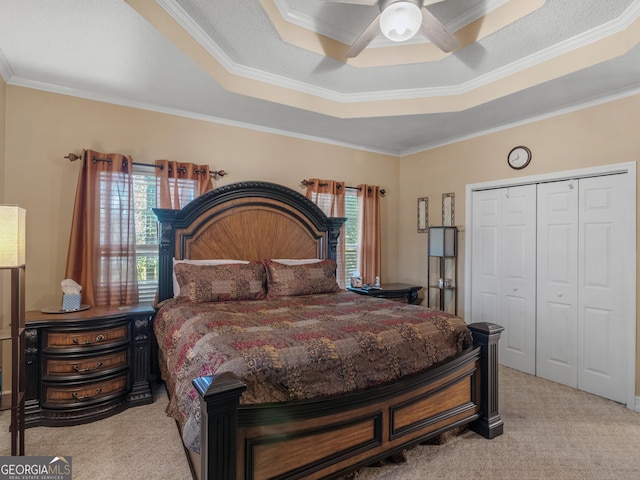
[131, 165, 202, 303]
[132, 166, 159, 303]
[94, 168, 139, 305]
[344, 188, 359, 287]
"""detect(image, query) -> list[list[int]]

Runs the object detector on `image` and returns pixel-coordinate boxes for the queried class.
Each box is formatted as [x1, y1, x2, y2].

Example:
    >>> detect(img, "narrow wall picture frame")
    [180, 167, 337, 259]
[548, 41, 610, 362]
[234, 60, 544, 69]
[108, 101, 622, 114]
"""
[442, 193, 455, 226]
[417, 197, 428, 233]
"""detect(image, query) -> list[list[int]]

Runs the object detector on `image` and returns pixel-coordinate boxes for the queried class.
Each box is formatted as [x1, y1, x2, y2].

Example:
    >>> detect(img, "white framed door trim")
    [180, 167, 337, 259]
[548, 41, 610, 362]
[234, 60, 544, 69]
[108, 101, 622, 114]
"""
[464, 161, 637, 410]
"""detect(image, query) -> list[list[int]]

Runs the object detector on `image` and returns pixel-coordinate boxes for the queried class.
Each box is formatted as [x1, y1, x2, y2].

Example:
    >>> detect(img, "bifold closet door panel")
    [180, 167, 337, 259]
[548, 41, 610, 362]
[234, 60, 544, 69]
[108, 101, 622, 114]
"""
[577, 174, 629, 403]
[501, 185, 537, 375]
[471, 185, 536, 375]
[471, 189, 501, 326]
[536, 180, 579, 388]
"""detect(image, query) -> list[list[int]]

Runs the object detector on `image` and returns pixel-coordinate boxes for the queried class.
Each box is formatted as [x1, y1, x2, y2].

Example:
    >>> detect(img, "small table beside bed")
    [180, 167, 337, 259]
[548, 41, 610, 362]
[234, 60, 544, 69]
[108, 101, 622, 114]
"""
[153, 181, 503, 480]
[346, 283, 422, 304]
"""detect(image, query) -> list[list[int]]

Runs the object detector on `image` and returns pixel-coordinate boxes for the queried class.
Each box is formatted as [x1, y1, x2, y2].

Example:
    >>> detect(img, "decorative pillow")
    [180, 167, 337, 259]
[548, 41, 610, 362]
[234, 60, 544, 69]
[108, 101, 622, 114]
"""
[172, 258, 249, 297]
[173, 261, 267, 303]
[263, 259, 340, 297]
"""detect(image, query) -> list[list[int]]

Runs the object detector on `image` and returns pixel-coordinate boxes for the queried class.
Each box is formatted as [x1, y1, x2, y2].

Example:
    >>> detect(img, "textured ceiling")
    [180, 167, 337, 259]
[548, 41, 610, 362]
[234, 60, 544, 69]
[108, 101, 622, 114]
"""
[1, 0, 640, 156]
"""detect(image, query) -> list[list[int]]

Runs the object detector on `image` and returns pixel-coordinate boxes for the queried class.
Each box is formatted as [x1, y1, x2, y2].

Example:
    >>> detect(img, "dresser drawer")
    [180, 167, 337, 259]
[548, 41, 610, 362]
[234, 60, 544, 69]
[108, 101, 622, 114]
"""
[43, 324, 129, 352]
[42, 348, 129, 380]
[42, 373, 129, 409]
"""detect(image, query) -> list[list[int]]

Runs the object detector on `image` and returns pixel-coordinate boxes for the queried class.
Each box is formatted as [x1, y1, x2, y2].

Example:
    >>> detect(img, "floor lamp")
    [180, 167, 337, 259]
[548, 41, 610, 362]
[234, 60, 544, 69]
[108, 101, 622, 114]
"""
[0, 205, 26, 456]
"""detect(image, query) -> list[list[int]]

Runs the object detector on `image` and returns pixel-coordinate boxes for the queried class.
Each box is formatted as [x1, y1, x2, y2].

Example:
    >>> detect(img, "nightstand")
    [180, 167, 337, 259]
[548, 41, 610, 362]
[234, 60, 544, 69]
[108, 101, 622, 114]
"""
[346, 283, 422, 304]
[23, 304, 155, 427]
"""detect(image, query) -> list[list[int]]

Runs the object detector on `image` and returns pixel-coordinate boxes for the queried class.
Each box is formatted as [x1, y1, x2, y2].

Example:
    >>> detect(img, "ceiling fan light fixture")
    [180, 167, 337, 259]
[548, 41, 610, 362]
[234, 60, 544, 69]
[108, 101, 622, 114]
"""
[380, 1, 422, 42]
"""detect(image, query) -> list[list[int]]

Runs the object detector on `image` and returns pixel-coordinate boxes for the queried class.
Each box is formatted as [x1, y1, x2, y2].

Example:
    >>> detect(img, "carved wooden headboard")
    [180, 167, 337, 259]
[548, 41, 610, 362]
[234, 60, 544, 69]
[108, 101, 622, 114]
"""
[154, 181, 346, 302]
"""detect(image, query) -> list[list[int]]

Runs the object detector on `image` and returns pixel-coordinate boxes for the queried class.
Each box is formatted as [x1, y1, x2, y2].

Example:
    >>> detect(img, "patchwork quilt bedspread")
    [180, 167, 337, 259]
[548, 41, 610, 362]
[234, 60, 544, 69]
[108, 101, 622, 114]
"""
[154, 291, 472, 452]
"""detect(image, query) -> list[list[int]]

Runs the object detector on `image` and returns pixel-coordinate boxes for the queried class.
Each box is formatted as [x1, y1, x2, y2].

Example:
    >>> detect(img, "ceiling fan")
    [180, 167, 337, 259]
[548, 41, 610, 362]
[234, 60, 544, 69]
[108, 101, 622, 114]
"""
[326, 0, 459, 57]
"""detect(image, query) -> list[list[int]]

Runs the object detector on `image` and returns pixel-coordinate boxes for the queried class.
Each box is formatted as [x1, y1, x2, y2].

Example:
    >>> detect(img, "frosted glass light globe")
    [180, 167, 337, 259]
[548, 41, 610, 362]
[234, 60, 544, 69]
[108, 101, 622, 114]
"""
[380, 2, 422, 42]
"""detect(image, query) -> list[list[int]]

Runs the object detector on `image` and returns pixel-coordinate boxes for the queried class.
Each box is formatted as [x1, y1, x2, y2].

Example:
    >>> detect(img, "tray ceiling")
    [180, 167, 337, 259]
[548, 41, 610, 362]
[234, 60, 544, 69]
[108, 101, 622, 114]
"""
[1, 0, 639, 155]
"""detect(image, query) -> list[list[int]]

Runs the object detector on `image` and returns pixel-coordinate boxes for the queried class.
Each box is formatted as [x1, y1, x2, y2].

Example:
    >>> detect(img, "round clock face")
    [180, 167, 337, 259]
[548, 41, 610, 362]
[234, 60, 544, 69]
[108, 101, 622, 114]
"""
[508, 146, 532, 169]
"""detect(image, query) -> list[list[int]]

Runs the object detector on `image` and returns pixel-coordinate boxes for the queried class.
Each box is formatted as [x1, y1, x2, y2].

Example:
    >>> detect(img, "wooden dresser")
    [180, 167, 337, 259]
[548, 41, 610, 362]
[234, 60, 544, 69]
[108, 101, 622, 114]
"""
[24, 304, 155, 427]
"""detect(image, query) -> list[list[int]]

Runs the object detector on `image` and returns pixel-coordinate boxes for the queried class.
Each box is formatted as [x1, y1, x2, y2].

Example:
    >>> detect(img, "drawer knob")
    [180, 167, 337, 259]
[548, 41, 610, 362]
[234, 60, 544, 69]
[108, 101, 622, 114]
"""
[72, 361, 103, 373]
[72, 388, 102, 401]
[72, 334, 105, 345]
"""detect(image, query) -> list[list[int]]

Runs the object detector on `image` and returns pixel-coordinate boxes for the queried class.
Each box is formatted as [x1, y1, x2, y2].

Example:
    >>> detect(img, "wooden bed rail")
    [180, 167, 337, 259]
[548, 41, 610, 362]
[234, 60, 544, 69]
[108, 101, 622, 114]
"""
[193, 322, 504, 480]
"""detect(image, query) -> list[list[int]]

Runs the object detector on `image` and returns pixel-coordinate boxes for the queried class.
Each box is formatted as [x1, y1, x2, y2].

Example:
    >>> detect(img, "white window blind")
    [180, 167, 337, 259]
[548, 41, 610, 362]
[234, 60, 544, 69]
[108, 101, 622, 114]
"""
[132, 167, 159, 303]
[344, 188, 359, 286]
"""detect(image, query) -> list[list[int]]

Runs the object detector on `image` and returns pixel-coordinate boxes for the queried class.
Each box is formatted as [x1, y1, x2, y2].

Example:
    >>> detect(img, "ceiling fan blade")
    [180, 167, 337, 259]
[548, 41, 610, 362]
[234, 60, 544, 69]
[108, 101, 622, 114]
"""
[324, 0, 378, 5]
[420, 6, 459, 52]
[345, 14, 381, 58]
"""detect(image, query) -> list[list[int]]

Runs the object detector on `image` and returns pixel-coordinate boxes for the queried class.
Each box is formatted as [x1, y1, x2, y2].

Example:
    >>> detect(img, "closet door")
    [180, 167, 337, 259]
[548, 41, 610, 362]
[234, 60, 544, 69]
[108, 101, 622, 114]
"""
[578, 174, 628, 403]
[470, 189, 501, 328]
[537, 175, 630, 402]
[471, 185, 536, 374]
[536, 180, 579, 388]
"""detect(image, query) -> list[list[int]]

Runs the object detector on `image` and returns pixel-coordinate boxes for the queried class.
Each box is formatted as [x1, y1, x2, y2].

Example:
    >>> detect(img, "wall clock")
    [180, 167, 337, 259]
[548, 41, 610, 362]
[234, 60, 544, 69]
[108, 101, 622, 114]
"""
[507, 146, 532, 170]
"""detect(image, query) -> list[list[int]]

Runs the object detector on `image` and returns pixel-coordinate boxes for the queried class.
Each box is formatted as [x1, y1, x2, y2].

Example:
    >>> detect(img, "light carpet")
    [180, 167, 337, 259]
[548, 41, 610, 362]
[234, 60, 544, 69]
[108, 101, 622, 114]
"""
[0, 385, 190, 479]
[353, 366, 640, 480]
[1, 367, 640, 480]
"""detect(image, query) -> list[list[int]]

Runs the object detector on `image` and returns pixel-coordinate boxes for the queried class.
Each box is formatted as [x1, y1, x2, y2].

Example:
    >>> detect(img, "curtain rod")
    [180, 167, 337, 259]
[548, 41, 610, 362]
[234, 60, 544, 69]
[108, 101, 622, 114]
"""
[300, 179, 386, 197]
[65, 153, 227, 179]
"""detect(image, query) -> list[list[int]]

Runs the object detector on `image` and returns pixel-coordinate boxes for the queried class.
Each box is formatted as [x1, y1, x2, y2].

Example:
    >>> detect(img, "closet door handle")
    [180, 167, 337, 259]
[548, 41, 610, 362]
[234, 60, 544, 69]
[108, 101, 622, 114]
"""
[557, 293, 564, 297]
[512, 287, 518, 292]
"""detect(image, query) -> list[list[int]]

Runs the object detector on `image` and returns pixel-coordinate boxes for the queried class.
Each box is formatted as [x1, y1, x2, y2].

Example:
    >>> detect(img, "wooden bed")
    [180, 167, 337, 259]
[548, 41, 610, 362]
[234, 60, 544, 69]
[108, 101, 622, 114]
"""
[154, 180, 504, 480]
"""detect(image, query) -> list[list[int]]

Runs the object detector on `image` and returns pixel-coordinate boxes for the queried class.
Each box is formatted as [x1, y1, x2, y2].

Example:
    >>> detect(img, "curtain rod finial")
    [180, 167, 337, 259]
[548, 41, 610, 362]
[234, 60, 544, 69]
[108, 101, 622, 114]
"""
[66, 153, 82, 162]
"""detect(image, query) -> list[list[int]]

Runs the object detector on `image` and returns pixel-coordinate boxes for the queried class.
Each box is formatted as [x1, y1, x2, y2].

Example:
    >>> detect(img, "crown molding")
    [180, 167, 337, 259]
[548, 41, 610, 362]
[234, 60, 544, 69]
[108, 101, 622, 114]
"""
[7, 71, 640, 158]
[5, 74, 397, 156]
[400, 83, 640, 156]
[158, 0, 640, 107]
[0, 47, 14, 83]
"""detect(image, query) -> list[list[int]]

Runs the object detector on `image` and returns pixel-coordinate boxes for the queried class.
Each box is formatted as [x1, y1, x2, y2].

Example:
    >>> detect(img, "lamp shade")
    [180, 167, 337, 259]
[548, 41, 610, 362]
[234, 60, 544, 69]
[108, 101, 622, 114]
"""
[380, 1, 422, 42]
[0, 205, 26, 267]
[428, 226, 457, 257]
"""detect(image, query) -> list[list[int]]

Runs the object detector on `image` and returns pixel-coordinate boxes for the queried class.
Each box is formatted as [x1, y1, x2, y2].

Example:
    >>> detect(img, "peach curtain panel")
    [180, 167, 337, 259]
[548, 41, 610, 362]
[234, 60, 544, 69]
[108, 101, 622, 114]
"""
[357, 184, 382, 285]
[65, 149, 139, 306]
[305, 179, 346, 288]
[154, 160, 213, 209]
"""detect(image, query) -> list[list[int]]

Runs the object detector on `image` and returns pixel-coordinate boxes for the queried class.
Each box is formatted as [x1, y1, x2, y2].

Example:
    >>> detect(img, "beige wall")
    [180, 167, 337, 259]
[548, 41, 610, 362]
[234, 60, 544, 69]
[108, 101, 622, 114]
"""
[3, 86, 400, 310]
[398, 92, 640, 397]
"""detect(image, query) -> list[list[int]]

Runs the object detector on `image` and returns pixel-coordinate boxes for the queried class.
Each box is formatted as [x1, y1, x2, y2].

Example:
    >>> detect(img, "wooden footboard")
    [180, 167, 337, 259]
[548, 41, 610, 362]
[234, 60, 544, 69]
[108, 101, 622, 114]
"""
[192, 322, 503, 480]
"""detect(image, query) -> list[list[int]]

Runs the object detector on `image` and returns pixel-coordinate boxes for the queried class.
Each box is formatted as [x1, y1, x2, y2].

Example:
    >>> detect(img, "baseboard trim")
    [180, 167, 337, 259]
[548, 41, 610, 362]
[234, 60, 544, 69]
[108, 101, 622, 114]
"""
[634, 396, 640, 413]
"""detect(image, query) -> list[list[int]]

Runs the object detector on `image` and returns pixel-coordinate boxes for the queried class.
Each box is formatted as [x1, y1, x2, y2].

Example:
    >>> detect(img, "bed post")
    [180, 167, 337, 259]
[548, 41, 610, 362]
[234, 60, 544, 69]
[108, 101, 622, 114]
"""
[326, 217, 347, 262]
[467, 322, 504, 439]
[193, 373, 247, 480]
[153, 208, 180, 302]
